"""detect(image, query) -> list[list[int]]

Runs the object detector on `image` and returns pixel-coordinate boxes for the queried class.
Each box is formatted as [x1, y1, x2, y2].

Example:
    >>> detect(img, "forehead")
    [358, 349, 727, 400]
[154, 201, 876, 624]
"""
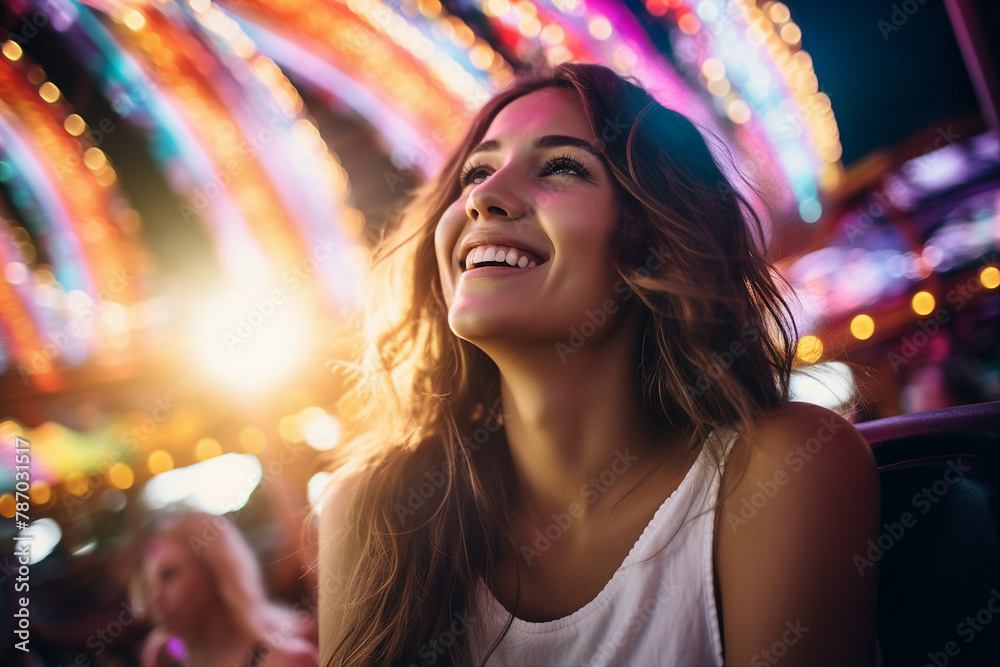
[146, 538, 187, 569]
[481, 87, 595, 145]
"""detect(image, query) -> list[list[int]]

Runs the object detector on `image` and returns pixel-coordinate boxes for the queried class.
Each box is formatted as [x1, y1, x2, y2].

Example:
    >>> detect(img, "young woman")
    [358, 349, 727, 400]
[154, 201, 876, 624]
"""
[318, 62, 881, 666]
[137, 511, 318, 667]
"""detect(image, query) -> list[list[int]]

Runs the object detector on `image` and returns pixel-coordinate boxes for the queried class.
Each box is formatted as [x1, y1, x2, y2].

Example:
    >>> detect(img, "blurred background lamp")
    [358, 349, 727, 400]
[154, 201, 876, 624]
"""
[307, 471, 332, 507]
[981, 266, 999, 290]
[911, 291, 936, 316]
[789, 362, 856, 411]
[851, 314, 875, 340]
[299, 406, 341, 451]
[796, 335, 824, 363]
[141, 453, 262, 515]
[21, 518, 62, 565]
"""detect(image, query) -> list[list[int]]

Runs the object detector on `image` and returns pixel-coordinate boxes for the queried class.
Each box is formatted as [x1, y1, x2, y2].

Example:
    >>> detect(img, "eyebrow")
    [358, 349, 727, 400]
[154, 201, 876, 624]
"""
[466, 134, 602, 160]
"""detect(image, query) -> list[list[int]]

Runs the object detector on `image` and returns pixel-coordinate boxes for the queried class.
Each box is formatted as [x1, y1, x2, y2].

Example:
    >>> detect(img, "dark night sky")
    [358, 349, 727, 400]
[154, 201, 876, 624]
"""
[783, 0, 985, 165]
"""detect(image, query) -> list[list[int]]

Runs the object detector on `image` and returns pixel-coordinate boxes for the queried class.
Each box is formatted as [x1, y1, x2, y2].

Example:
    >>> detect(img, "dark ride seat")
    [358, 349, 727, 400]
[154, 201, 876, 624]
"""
[855, 401, 1000, 667]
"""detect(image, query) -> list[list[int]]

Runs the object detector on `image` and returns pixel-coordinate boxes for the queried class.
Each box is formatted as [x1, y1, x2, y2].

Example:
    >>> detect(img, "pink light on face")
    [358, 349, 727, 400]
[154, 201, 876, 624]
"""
[145, 536, 167, 559]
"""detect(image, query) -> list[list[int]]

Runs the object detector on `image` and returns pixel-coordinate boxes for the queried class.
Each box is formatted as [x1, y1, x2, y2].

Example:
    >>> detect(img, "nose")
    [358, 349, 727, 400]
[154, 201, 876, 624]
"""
[465, 166, 525, 222]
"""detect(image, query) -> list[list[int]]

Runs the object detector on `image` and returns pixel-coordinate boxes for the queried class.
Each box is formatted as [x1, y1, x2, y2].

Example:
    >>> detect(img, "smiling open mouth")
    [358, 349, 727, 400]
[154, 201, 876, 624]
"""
[463, 243, 546, 271]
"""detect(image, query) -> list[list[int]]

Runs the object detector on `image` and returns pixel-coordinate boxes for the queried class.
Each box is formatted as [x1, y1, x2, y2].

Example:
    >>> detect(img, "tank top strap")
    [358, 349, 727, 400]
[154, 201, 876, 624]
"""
[626, 425, 739, 564]
[711, 424, 740, 476]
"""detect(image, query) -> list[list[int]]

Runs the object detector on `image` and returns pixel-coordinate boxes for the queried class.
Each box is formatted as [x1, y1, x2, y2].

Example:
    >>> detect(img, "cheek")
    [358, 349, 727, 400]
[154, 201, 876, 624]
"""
[546, 207, 621, 306]
[543, 195, 617, 261]
[433, 229, 450, 297]
[434, 200, 467, 287]
[540, 184, 615, 221]
[174, 568, 202, 595]
[433, 223, 449, 275]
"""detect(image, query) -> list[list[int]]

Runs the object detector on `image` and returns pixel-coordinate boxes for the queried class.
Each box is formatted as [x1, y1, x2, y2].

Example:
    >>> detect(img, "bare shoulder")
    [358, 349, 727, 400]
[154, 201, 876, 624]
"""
[747, 400, 872, 462]
[720, 400, 880, 545]
[317, 465, 368, 552]
[718, 401, 878, 525]
[259, 637, 319, 667]
[715, 401, 881, 667]
[317, 467, 367, 665]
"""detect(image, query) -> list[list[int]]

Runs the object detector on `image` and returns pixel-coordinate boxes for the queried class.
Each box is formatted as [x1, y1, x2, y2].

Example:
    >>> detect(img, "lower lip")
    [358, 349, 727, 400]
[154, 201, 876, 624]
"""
[461, 263, 543, 278]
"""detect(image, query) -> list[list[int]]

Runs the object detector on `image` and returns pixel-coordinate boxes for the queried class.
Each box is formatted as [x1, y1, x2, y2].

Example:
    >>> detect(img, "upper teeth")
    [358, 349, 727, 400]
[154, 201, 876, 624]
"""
[465, 244, 539, 270]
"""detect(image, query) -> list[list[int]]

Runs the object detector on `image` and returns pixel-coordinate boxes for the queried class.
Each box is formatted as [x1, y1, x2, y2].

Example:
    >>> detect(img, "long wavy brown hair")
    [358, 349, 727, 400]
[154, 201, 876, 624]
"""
[321, 61, 803, 666]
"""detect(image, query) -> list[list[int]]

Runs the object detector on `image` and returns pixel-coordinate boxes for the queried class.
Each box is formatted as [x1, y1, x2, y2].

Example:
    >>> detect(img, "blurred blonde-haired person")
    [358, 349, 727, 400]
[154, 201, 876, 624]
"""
[135, 511, 318, 667]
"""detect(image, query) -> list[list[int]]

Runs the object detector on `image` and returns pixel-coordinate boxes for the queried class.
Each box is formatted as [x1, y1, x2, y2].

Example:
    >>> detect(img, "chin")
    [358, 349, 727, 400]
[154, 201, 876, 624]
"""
[448, 308, 530, 344]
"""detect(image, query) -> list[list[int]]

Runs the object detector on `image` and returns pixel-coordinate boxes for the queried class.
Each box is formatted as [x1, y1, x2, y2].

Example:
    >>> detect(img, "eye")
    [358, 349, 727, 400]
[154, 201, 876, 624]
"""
[542, 155, 592, 179]
[458, 155, 590, 188]
[459, 162, 492, 188]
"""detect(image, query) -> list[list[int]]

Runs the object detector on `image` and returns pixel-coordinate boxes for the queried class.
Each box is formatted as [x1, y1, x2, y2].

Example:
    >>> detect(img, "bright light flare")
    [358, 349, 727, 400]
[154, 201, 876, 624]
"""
[190, 288, 312, 393]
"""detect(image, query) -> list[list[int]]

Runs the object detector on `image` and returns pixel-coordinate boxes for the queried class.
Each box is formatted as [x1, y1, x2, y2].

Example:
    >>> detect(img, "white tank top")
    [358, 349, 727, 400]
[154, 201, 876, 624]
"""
[464, 426, 885, 667]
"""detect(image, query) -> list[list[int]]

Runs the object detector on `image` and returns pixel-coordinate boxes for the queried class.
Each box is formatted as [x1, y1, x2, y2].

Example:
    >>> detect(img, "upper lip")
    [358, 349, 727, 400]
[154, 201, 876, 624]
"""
[458, 232, 550, 270]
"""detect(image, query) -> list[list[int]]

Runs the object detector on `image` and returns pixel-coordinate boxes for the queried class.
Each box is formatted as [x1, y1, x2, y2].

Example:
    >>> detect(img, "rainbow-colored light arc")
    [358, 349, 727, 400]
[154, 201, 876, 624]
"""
[72, 0, 366, 298]
[100, 3, 337, 275]
[0, 112, 94, 296]
[0, 59, 140, 298]
[70, 5, 278, 279]
[0, 45, 148, 390]
[216, 0, 505, 173]
[237, 22, 445, 173]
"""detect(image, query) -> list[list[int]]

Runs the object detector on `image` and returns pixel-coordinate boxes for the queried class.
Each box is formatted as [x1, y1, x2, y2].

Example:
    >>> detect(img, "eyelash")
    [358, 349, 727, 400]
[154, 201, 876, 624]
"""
[458, 154, 592, 188]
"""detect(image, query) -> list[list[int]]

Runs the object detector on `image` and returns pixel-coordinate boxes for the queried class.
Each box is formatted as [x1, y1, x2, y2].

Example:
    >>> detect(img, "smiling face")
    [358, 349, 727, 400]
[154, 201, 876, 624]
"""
[434, 87, 626, 347]
[145, 538, 215, 636]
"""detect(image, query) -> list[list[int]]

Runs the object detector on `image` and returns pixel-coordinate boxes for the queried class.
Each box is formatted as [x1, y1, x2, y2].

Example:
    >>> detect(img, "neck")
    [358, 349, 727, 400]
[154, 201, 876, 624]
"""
[480, 309, 690, 525]
[180, 608, 257, 667]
